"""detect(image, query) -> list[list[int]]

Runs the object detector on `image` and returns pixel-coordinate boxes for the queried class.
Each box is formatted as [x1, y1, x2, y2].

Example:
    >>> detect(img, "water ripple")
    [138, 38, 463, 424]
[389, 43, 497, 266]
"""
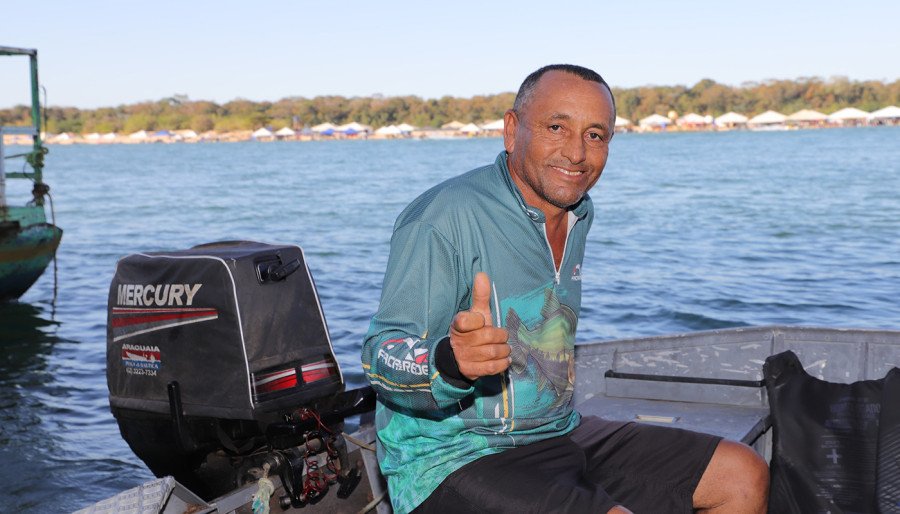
[4, 129, 900, 510]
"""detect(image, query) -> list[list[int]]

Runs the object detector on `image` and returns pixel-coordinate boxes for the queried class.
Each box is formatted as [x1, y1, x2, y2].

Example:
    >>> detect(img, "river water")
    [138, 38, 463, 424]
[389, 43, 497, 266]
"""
[2, 128, 899, 511]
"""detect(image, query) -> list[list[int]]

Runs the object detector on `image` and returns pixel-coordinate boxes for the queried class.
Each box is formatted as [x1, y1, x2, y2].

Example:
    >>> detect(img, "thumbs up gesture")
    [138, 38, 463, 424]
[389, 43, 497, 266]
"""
[450, 272, 510, 381]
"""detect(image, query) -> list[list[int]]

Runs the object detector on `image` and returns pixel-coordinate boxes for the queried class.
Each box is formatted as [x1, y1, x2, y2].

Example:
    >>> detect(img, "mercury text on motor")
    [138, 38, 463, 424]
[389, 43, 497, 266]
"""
[117, 283, 203, 306]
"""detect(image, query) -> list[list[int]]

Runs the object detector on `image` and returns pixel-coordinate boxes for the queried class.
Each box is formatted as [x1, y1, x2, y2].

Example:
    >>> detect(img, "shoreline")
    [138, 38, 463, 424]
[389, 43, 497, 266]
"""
[4, 121, 898, 147]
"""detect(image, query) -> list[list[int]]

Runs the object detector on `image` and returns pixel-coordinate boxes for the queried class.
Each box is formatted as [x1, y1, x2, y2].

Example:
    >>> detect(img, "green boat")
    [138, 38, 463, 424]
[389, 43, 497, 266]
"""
[0, 46, 62, 301]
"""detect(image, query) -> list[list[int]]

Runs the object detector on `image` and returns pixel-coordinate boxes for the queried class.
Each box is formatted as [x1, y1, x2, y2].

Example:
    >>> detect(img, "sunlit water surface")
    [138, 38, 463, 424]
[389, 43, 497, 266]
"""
[2, 128, 899, 511]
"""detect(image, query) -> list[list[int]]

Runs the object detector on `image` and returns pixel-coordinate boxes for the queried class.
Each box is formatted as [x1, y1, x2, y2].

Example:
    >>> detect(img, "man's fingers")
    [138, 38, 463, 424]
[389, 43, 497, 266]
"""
[451, 277, 508, 382]
[460, 357, 510, 381]
[452, 340, 511, 362]
[470, 272, 494, 327]
[453, 310, 486, 333]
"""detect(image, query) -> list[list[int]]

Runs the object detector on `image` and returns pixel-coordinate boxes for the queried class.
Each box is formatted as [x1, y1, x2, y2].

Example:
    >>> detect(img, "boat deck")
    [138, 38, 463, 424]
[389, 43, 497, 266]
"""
[79, 325, 900, 513]
[577, 396, 770, 446]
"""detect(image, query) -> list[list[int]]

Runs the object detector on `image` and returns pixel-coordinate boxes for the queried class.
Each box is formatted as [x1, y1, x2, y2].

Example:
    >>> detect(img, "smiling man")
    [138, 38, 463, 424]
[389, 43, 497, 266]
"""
[362, 64, 768, 513]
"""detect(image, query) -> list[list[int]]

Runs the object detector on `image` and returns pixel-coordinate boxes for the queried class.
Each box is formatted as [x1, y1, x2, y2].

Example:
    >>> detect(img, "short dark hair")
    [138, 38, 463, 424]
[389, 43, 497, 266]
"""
[512, 64, 616, 117]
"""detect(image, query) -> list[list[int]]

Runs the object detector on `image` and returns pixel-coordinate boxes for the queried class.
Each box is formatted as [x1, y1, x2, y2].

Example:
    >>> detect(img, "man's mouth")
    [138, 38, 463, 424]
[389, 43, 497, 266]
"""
[551, 165, 584, 177]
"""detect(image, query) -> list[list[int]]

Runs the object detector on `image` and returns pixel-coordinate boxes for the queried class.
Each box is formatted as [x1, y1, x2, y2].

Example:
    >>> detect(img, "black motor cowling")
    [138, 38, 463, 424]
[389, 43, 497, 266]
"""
[106, 241, 367, 499]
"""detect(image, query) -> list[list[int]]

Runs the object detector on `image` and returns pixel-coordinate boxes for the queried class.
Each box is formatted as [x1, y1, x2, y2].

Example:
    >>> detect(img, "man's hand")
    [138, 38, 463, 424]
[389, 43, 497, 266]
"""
[608, 507, 633, 514]
[449, 272, 510, 381]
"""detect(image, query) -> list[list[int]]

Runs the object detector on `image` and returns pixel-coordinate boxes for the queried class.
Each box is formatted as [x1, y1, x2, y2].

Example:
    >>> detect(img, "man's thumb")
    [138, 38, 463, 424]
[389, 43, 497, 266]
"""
[471, 272, 493, 327]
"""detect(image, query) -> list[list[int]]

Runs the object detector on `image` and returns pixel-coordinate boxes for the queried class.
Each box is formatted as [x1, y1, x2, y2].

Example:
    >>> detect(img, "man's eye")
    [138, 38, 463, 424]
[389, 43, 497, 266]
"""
[549, 124, 562, 131]
[588, 132, 606, 142]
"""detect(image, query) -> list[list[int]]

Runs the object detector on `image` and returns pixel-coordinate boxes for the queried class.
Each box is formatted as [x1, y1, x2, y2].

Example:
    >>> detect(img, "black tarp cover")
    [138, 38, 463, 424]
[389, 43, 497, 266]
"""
[764, 350, 900, 513]
[107, 241, 343, 420]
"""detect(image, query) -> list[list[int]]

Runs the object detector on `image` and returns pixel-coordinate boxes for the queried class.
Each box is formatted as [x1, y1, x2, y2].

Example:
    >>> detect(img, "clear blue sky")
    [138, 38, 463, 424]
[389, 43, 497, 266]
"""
[2, 0, 898, 109]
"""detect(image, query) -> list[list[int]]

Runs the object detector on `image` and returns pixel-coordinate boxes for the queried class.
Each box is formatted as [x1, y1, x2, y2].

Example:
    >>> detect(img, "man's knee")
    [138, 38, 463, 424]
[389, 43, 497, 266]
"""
[694, 440, 769, 513]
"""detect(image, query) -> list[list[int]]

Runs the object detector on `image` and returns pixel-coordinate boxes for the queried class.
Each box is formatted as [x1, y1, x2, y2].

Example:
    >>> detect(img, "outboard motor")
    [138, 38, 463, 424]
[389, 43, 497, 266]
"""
[106, 241, 374, 505]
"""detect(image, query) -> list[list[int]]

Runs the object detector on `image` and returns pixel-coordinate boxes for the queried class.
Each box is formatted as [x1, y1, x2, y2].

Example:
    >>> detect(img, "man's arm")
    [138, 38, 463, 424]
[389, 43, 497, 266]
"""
[362, 221, 475, 412]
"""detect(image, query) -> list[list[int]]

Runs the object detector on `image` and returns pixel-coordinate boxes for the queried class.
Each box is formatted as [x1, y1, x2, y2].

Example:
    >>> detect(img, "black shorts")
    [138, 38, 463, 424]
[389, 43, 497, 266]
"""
[413, 416, 722, 514]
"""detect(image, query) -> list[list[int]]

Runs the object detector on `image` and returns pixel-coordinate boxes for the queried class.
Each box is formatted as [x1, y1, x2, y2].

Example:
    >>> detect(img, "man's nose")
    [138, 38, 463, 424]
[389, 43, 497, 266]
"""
[560, 133, 586, 164]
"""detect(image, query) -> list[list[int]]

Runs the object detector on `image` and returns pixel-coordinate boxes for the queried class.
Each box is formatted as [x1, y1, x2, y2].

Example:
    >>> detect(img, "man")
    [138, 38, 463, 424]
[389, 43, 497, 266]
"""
[362, 64, 769, 513]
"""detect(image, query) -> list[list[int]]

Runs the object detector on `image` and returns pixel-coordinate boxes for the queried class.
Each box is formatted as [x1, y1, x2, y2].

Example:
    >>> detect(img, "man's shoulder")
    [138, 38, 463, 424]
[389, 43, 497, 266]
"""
[396, 160, 504, 228]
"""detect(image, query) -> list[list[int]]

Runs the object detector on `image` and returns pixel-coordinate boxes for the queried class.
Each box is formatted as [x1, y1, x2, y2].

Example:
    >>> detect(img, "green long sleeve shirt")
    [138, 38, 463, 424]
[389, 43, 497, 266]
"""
[362, 151, 594, 513]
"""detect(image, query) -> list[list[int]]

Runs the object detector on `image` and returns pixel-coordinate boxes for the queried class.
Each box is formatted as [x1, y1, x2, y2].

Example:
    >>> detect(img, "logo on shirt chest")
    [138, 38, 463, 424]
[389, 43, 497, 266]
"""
[571, 263, 582, 281]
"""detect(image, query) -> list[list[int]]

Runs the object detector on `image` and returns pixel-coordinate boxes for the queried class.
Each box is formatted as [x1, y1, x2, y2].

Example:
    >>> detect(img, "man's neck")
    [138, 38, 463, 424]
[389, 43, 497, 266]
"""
[544, 209, 572, 270]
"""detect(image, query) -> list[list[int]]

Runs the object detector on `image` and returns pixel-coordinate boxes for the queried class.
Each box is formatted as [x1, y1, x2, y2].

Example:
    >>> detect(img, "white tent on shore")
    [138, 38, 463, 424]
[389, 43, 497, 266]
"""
[375, 125, 402, 136]
[337, 122, 370, 134]
[397, 123, 416, 133]
[748, 111, 787, 125]
[828, 107, 870, 122]
[639, 113, 671, 129]
[129, 130, 149, 140]
[441, 120, 465, 130]
[678, 113, 710, 127]
[275, 127, 296, 137]
[715, 112, 748, 126]
[787, 109, 828, 123]
[252, 127, 274, 139]
[311, 122, 337, 133]
[614, 116, 632, 128]
[871, 106, 900, 120]
[480, 119, 504, 131]
[459, 123, 482, 134]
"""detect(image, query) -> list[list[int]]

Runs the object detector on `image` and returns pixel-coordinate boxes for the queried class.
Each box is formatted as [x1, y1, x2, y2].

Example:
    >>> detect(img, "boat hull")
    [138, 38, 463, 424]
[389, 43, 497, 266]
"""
[0, 220, 62, 301]
[81, 325, 900, 513]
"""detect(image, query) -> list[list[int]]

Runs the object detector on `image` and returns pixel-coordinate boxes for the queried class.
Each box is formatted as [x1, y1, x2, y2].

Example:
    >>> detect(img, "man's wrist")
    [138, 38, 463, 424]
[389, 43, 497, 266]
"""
[435, 336, 475, 388]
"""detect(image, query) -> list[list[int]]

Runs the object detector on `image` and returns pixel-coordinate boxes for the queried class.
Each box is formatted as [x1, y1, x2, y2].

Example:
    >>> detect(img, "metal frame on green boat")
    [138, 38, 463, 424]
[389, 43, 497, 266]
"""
[0, 45, 62, 301]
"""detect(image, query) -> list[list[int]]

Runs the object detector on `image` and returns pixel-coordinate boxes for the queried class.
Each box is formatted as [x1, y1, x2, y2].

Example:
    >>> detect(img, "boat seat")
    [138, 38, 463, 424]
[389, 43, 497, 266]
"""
[576, 395, 770, 445]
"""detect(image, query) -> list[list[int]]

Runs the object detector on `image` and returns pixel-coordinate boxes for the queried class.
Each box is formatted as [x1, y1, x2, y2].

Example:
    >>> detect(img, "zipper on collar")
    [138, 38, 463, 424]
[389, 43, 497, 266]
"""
[540, 213, 578, 285]
[541, 224, 565, 285]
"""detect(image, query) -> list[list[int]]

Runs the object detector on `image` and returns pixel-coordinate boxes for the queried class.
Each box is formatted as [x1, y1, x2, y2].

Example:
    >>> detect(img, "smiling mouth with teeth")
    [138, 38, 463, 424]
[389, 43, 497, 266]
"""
[553, 166, 584, 176]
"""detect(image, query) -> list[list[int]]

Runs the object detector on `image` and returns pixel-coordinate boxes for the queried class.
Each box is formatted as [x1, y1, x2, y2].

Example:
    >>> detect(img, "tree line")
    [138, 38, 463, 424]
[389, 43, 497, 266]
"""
[1, 77, 898, 134]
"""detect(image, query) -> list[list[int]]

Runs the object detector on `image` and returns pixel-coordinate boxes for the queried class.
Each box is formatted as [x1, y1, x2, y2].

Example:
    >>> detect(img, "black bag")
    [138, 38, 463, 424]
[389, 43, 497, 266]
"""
[107, 241, 343, 421]
[763, 350, 900, 513]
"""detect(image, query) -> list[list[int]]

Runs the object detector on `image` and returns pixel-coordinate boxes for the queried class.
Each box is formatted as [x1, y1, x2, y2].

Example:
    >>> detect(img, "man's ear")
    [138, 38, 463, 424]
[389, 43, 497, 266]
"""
[503, 109, 518, 154]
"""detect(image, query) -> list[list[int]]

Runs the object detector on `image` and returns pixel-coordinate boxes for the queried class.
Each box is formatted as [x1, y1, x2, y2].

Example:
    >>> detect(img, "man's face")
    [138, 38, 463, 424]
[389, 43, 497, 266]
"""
[504, 71, 615, 216]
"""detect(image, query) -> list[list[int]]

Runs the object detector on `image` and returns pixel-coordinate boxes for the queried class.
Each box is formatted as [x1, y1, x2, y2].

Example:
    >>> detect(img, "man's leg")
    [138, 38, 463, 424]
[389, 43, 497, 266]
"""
[574, 418, 769, 513]
[413, 433, 621, 513]
[692, 440, 769, 513]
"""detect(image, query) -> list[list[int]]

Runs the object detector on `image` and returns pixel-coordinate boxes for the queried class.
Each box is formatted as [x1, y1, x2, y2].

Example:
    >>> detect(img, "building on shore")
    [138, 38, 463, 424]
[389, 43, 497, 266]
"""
[275, 127, 296, 140]
[175, 130, 198, 141]
[639, 113, 671, 132]
[129, 130, 149, 142]
[311, 123, 337, 137]
[871, 106, 900, 125]
[828, 107, 870, 126]
[252, 127, 275, 141]
[614, 116, 632, 133]
[677, 112, 713, 131]
[374, 125, 403, 138]
[336, 122, 372, 138]
[787, 109, 829, 128]
[480, 119, 504, 136]
[25, 101, 900, 148]
[459, 123, 483, 136]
